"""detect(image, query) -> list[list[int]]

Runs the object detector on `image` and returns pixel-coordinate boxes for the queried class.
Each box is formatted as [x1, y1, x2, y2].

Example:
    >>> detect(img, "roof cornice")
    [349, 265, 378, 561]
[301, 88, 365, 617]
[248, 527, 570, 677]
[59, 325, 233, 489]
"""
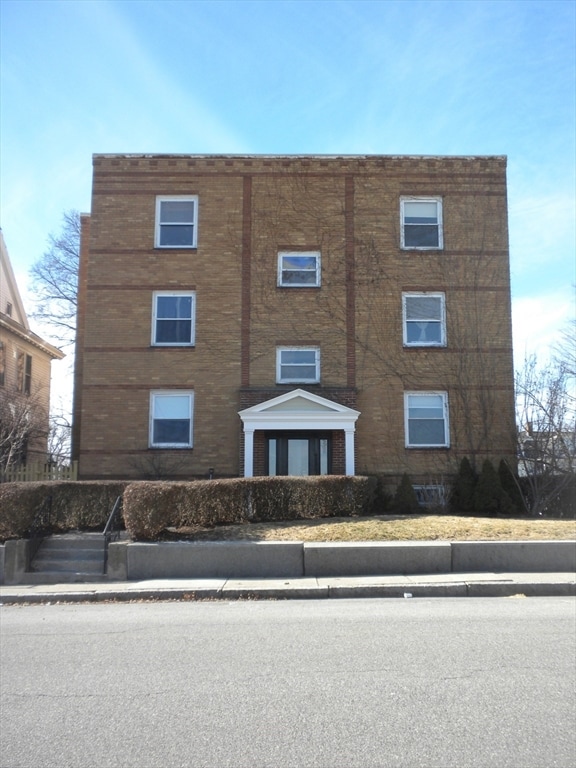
[0, 315, 65, 360]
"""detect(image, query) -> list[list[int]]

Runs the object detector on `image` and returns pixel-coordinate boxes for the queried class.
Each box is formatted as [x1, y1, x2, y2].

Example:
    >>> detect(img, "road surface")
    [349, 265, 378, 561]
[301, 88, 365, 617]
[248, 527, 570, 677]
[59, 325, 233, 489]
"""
[1, 597, 575, 768]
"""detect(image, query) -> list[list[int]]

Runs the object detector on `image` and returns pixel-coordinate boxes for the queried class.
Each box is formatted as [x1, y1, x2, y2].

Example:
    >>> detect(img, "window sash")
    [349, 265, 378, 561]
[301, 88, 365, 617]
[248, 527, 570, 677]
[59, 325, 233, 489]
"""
[24, 355, 32, 395]
[401, 199, 442, 249]
[405, 393, 449, 447]
[277, 348, 320, 383]
[403, 294, 445, 346]
[156, 197, 198, 248]
[278, 252, 320, 287]
[150, 393, 193, 447]
[153, 293, 195, 346]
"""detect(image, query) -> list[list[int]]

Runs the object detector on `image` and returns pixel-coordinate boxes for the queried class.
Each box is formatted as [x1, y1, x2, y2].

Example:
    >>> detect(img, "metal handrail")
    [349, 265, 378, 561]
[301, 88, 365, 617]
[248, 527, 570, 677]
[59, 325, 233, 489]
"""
[103, 496, 123, 574]
[28, 494, 53, 567]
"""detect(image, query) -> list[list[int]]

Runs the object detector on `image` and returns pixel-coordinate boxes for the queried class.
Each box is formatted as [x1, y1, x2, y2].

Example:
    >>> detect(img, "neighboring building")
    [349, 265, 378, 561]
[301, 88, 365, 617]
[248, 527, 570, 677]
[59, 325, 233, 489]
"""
[0, 231, 65, 469]
[72, 154, 516, 492]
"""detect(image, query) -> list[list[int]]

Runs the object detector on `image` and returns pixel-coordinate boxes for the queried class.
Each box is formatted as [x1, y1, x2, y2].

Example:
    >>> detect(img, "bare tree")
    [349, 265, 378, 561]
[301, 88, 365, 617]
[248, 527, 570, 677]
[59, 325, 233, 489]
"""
[515, 354, 575, 516]
[28, 210, 80, 347]
[0, 388, 49, 476]
[47, 407, 72, 466]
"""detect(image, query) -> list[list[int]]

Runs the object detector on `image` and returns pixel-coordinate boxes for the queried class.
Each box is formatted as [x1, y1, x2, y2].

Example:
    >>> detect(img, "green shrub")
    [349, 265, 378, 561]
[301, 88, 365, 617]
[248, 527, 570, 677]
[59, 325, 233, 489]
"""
[473, 459, 516, 515]
[498, 459, 524, 514]
[392, 473, 420, 514]
[122, 476, 378, 541]
[451, 457, 477, 513]
[360, 475, 392, 515]
[0, 481, 129, 541]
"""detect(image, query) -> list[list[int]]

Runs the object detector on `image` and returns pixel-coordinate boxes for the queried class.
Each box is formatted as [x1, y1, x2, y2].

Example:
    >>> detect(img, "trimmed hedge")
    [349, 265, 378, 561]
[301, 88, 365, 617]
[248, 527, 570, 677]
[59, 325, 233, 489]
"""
[0, 481, 129, 541]
[123, 475, 378, 541]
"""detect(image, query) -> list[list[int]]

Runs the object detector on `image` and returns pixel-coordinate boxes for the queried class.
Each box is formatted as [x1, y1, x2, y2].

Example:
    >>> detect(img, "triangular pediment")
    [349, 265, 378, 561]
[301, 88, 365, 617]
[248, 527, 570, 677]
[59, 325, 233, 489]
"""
[239, 389, 360, 417]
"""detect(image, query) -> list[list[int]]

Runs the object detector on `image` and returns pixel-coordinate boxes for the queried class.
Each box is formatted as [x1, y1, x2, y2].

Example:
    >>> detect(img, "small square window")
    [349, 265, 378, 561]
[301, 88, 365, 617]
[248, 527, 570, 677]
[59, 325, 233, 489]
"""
[404, 392, 449, 448]
[401, 198, 443, 249]
[152, 292, 195, 346]
[403, 293, 446, 346]
[278, 252, 321, 287]
[155, 196, 198, 248]
[276, 347, 320, 383]
[150, 392, 193, 448]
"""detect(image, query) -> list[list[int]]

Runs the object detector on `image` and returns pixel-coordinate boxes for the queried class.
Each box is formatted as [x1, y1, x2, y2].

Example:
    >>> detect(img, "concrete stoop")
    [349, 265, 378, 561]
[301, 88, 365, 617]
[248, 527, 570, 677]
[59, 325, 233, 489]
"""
[28, 533, 106, 584]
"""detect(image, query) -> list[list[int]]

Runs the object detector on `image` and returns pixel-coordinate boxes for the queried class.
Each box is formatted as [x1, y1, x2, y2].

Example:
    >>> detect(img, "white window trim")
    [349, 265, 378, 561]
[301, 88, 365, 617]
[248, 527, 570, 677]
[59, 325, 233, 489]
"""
[277, 251, 321, 287]
[276, 347, 320, 384]
[404, 391, 450, 448]
[402, 292, 446, 347]
[151, 291, 196, 347]
[149, 391, 194, 448]
[413, 484, 448, 508]
[155, 195, 198, 249]
[400, 197, 443, 250]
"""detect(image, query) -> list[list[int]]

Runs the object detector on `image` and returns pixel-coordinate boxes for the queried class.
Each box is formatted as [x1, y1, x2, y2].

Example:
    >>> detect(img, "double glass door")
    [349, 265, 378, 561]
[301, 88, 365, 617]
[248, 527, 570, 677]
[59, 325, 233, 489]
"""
[267, 433, 331, 476]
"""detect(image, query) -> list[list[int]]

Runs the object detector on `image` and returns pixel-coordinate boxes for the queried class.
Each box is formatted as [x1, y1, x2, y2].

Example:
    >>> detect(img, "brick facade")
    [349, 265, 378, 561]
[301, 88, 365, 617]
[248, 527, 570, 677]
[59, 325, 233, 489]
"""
[73, 154, 516, 490]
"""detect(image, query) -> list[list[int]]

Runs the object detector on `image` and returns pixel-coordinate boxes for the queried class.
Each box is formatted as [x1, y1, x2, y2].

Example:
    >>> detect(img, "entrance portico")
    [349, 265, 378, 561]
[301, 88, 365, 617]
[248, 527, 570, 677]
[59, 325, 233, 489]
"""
[238, 389, 360, 477]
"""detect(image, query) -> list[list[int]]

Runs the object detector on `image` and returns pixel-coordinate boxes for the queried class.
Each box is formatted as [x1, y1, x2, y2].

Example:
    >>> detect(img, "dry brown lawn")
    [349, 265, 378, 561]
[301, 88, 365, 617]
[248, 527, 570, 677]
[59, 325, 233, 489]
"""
[166, 515, 576, 543]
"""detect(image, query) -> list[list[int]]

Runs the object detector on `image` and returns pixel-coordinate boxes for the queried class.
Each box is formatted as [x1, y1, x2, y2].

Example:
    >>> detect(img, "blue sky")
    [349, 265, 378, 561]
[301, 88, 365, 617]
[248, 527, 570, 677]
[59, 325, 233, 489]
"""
[1, 0, 575, 387]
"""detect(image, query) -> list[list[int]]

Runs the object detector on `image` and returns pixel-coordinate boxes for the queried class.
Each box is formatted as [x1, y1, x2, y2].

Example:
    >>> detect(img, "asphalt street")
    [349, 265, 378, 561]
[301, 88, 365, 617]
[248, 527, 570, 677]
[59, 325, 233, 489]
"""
[1, 597, 575, 768]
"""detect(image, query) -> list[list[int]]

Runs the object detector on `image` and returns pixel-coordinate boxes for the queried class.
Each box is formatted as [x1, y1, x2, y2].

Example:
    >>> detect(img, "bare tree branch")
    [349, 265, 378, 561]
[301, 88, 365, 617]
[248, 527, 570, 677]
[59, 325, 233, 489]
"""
[28, 210, 80, 346]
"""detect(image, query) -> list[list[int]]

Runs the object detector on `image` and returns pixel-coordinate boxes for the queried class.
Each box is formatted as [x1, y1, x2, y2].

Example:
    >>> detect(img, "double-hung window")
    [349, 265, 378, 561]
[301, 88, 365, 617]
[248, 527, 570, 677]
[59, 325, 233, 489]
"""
[276, 347, 320, 383]
[150, 392, 194, 448]
[404, 392, 449, 448]
[17, 351, 32, 395]
[155, 196, 198, 248]
[401, 197, 443, 249]
[152, 292, 195, 346]
[403, 293, 446, 346]
[278, 252, 321, 287]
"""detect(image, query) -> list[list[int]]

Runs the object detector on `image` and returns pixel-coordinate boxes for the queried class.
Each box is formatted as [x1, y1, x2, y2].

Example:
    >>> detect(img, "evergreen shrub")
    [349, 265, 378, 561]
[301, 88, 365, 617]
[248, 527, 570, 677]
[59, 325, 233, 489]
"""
[451, 457, 477, 513]
[473, 459, 515, 515]
[392, 473, 420, 514]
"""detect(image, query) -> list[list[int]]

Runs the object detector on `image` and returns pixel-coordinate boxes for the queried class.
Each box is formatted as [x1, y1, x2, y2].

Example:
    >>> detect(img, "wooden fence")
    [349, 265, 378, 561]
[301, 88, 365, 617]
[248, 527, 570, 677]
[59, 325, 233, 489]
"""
[1, 461, 78, 483]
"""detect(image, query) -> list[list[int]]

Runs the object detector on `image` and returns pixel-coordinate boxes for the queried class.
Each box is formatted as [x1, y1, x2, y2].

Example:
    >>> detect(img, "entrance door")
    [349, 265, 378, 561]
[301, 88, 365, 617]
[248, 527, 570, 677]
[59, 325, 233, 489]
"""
[267, 433, 331, 476]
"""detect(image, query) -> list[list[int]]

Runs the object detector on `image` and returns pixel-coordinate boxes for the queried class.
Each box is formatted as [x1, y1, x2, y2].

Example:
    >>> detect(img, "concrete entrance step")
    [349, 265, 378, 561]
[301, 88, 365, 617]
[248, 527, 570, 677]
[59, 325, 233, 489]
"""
[18, 571, 107, 585]
[30, 533, 105, 579]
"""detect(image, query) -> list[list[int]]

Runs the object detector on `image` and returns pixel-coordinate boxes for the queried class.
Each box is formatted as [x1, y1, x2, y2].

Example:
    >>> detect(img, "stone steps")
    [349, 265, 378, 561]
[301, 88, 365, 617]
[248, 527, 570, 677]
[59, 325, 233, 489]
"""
[31, 533, 105, 580]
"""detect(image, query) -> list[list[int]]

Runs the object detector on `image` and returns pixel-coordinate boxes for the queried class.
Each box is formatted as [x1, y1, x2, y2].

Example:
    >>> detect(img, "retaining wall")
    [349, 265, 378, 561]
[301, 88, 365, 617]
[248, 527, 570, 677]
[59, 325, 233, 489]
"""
[109, 539, 576, 581]
[2, 539, 575, 585]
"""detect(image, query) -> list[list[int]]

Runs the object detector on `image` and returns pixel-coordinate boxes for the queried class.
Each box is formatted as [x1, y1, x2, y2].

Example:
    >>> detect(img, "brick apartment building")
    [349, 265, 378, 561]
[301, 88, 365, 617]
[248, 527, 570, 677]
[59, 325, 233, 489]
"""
[72, 154, 516, 493]
[1, 231, 64, 470]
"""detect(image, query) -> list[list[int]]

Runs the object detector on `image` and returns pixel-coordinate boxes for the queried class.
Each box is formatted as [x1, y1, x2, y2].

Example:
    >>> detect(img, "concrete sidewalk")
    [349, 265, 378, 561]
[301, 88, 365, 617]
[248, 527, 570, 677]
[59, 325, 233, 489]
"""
[1, 572, 575, 604]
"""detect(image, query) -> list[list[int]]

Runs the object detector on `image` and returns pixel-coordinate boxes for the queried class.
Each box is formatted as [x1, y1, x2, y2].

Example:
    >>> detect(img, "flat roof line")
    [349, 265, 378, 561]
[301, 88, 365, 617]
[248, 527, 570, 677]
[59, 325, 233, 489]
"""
[92, 153, 507, 161]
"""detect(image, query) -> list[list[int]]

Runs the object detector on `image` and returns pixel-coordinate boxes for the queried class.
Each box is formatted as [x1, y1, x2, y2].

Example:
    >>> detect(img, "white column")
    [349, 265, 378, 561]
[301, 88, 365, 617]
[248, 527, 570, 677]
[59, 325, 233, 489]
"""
[243, 427, 255, 477]
[344, 427, 355, 475]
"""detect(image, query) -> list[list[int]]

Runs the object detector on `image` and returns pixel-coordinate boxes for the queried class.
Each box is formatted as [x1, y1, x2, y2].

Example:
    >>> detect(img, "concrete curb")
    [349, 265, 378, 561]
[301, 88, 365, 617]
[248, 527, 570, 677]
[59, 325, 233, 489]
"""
[1, 573, 574, 604]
